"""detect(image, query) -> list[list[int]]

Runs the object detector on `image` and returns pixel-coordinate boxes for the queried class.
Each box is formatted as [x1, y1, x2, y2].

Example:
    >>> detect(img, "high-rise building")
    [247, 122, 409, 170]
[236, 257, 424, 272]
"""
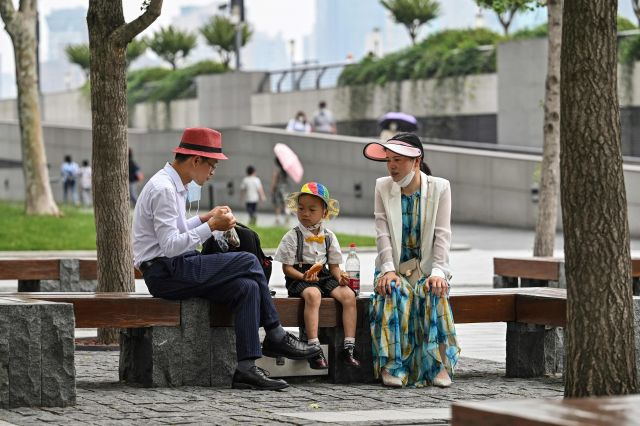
[311, 0, 388, 64]
[41, 7, 89, 93]
[243, 31, 290, 71]
[45, 7, 88, 62]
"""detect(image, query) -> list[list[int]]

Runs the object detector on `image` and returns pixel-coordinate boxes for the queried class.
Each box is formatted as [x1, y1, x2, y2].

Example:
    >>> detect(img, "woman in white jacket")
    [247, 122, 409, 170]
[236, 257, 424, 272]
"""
[363, 133, 460, 388]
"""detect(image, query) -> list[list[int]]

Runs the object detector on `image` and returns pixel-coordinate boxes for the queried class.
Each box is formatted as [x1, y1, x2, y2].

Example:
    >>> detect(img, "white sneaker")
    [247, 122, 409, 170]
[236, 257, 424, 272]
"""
[432, 368, 452, 388]
[381, 369, 403, 388]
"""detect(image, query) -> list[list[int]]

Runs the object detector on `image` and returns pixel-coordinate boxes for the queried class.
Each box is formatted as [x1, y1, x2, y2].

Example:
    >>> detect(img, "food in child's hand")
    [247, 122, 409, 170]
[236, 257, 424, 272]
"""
[307, 262, 324, 275]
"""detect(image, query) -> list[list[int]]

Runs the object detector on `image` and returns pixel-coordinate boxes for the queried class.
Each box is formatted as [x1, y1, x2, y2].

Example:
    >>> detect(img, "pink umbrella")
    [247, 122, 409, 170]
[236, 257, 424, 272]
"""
[274, 143, 304, 183]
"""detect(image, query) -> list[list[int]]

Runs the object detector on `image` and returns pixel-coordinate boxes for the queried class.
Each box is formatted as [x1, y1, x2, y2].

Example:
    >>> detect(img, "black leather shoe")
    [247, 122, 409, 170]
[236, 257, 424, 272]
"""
[262, 332, 322, 360]
[341, 345, 361, 368]
[231, 366, 289, 391]
[308, 348, 328, 370]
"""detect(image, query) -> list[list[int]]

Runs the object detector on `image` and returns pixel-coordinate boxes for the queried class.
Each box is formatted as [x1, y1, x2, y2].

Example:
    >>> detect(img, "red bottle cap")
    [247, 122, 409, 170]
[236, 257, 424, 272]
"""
[350, 243, 356, 248]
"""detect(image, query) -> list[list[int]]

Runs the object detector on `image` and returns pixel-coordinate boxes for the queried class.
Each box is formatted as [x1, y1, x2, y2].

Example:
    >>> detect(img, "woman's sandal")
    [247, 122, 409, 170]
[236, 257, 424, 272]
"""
[381, 369, 403, 388]
[432, 367, 452, 388]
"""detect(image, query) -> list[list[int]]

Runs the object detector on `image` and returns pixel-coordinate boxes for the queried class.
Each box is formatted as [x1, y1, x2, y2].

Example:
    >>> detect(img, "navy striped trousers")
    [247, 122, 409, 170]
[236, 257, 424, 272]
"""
[142, 251, 279, 360]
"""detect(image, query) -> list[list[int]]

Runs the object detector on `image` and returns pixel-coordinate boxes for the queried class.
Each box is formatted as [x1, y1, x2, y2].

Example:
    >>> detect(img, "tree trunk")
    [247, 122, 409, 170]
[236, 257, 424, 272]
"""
[87, 0, 162, 344]
[0, 1, 59, 216]
[533, 0, 562, 257]
[561, 0, 638, 397]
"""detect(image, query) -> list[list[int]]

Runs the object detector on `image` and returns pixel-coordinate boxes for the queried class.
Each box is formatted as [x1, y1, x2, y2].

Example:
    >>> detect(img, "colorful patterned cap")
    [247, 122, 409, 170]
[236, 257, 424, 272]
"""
[286, 182, 340, 219]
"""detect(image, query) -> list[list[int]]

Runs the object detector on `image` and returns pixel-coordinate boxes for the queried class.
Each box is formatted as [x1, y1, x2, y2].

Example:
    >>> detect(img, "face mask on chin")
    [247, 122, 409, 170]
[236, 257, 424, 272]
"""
[396, 169, 416, 188]
[187, 180, 202, 215]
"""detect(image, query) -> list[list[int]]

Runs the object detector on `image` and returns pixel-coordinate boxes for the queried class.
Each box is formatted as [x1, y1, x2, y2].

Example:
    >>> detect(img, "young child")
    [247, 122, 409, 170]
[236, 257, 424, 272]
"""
[240, 165, 266, 225]
[274, 182, 360, 369]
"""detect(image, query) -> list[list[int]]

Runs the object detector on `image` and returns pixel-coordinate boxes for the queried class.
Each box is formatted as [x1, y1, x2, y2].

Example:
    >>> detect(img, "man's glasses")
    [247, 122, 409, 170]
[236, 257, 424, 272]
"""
[202, 158, 217, 171]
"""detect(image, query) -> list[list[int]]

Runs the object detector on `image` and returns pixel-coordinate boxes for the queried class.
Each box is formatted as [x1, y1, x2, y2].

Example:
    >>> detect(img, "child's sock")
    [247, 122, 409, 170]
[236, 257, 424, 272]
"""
[307, 338, 320, 346]
[344, 337, 355, 349]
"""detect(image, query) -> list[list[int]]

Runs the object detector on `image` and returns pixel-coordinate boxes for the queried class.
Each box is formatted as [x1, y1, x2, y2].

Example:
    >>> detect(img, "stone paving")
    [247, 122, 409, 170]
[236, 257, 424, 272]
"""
[0, 222, 578, 424]
[0, 350, 563, 425]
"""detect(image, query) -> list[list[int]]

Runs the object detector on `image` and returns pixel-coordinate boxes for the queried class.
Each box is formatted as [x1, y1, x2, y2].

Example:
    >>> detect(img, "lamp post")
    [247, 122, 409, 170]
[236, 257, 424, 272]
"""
[289, 39, 295, 90]
[474, 9, 486, 29]
[372, 27, 381, 57]
[231, 4, 242, 70]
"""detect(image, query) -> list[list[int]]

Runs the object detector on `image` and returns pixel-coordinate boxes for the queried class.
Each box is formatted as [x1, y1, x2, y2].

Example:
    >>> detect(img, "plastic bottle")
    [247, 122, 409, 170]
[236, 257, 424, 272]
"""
[345, 243, 360, 296]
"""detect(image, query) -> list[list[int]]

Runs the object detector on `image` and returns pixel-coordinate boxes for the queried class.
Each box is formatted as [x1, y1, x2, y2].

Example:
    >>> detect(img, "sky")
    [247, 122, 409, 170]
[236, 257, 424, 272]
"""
[0, 0, 319, 74]
[0, 0, 637, 75]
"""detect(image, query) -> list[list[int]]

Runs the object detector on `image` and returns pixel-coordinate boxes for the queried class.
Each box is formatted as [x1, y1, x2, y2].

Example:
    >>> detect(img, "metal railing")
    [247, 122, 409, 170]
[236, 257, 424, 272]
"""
[257, 61, 351, 93]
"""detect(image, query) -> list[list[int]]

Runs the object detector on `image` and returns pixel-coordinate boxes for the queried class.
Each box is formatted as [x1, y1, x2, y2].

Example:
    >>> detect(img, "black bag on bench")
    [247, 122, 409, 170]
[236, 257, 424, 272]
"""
[201, 223, 273, 282]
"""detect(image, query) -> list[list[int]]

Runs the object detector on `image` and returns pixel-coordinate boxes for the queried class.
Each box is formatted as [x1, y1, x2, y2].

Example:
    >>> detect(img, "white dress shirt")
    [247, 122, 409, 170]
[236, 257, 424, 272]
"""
[132, 163, 213, 268]
[274, 222, 343, 266]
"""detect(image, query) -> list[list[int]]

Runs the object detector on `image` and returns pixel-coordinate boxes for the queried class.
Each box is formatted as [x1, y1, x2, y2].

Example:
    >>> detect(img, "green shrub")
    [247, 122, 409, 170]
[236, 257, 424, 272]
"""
[127, 67, 171, 104]
[509, 22, 548, 40]
[127, 60, 227, 104]
[338, 28, 501, 86]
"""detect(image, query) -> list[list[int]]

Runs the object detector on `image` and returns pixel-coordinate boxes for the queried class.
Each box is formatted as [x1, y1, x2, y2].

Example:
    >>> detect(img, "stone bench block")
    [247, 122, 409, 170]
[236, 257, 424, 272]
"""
[317, 299, 376, 384]
[493, 275, 518, 289]
[0, 299, 75, 408]
[120, 298, 214, 387]
[506, 322, 563, 378]
[18, 259, 97, 292]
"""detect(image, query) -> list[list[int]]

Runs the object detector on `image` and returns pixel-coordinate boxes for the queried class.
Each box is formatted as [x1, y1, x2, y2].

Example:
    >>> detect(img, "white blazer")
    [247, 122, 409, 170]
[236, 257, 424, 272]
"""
[373, 172, 452, 280]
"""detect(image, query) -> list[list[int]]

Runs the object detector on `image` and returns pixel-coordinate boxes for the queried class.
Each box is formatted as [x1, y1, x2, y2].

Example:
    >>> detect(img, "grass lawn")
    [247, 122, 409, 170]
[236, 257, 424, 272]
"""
[0, 202, 375, 251]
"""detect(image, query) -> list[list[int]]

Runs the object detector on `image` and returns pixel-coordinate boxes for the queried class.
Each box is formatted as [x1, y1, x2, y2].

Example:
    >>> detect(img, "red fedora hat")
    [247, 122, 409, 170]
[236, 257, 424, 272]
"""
[173, 127, 228, 160]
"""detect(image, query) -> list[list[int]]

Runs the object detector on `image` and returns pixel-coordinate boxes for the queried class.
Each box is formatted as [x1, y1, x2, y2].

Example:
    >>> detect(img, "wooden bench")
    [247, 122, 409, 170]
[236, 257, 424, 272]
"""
[451, 394, 640, 425]
[0, 288, 569, 387]
[0, 258, 142, 292]
[494, 256, 640, 295]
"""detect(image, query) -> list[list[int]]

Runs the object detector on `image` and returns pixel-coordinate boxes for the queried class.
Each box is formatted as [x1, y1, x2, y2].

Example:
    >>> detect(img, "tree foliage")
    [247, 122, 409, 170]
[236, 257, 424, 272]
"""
[475, 0, 534, 35]
[65, 43, 91, 77]
[338, 28, 500, 86]
[380, 0, 440, 44]
[148, 25, 197, 69]
[126, 37, 147, 67]
[199, 15, 252, 68]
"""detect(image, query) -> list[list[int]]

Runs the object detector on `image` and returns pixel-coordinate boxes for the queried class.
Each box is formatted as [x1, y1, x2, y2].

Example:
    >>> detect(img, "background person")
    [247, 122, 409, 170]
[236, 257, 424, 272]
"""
[363, 132, 460, 388]
[78, 159, 92, 206]
[271, 158, 290, 225]
[61, 154, 79, 205]
[312, 101, 337, 134]
[285, 111, 312, 133]
[129, 148, 144, 206]
[240, 165, 266, 225]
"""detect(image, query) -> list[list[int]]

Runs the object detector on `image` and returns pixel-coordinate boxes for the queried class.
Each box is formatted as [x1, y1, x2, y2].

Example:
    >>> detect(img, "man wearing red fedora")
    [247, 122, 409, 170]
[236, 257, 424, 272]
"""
[132, 127, 321, 391]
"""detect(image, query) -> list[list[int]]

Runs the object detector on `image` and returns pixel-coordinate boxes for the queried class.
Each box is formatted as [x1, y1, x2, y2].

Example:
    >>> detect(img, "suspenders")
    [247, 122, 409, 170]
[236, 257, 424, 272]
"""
[294, 226, 331, 268]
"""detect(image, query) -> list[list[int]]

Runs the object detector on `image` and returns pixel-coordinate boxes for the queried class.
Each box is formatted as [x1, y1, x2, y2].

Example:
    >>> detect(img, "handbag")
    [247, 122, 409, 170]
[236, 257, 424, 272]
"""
[398, 257, 423, 286]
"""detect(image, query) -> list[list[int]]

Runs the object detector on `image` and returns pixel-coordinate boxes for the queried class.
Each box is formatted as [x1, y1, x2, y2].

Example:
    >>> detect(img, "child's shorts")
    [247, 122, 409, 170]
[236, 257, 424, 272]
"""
[285, 263, 339, 298]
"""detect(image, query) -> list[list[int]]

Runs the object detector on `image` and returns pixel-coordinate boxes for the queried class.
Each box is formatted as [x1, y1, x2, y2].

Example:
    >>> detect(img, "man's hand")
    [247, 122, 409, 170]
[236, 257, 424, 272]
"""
[200, 206, 232, 223]
[207, 206, 236, 231]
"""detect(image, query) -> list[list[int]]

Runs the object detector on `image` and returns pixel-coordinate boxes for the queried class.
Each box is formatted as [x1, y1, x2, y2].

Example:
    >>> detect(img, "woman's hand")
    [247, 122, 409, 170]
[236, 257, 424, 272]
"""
[427, 275, 449, 297]
[377, 271, 400, 295]
[303, 270, 320, 282]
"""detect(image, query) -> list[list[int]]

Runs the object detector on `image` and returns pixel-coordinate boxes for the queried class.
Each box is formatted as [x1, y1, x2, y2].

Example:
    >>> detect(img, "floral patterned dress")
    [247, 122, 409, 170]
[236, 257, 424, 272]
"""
[369, 190, 460, 387]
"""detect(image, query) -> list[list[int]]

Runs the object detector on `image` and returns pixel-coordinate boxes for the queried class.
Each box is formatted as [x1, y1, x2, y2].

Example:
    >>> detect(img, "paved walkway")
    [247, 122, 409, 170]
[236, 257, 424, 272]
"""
[1, 220, 636, 423]
[0, 351, 563, 425]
